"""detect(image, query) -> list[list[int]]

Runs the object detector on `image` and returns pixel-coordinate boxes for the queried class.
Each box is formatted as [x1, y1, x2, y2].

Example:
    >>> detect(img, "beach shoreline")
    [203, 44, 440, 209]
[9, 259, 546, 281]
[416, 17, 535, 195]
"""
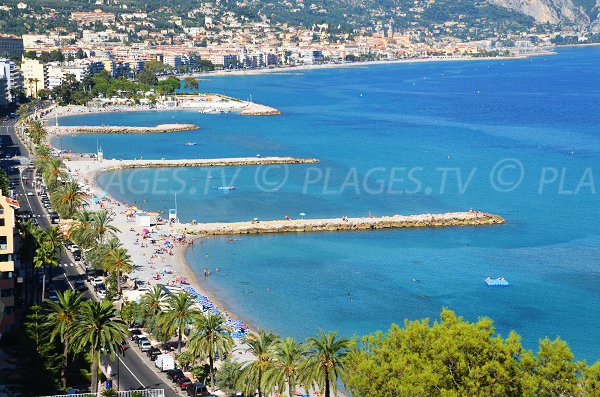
[178, 51, 556, 78]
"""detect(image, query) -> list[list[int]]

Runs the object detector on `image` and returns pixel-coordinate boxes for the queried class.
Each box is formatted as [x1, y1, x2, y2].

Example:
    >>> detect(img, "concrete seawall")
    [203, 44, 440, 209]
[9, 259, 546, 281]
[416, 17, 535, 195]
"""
[51, 124, 200, 134]
[184, 212, 505, 236]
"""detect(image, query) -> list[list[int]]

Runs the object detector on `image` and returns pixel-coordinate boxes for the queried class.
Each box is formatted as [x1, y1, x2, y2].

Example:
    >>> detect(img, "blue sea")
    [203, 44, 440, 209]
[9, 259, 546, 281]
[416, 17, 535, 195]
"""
[57, 47, 600, 361]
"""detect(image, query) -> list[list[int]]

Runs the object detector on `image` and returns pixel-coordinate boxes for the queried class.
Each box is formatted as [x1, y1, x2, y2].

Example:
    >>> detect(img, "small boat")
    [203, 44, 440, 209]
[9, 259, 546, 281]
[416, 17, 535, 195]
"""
[485, 277, 509, 286]
[185, 142, 198, 146]
[216, 185, 236, 190]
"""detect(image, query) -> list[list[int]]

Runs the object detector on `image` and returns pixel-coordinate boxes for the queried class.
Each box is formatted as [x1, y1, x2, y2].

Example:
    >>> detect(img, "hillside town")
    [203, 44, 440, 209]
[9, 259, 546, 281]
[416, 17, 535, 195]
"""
[1, 0, 598, 108]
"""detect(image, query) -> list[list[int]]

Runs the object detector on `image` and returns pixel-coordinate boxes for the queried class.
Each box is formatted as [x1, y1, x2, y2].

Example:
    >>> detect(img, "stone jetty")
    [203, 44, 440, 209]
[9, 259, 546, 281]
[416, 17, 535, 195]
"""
[184, 211, 505, 236]
[51, 124, 199, 134]
[85, 156, 320, 171]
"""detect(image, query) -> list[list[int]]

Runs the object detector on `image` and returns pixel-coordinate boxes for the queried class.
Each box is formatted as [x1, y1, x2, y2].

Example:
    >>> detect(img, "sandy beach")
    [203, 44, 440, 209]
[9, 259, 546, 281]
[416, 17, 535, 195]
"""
[64, 159, 257, 364]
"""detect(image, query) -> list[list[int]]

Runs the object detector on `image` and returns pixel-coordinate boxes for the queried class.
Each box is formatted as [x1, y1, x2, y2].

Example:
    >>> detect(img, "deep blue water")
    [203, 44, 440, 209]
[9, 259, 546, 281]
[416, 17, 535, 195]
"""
[60, 48, 600, 360]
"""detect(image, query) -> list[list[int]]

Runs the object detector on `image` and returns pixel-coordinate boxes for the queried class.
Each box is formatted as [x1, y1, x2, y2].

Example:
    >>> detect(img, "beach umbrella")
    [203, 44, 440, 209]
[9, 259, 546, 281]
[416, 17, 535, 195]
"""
[254, 217, 259, 221]
[300, 212, 306, 219]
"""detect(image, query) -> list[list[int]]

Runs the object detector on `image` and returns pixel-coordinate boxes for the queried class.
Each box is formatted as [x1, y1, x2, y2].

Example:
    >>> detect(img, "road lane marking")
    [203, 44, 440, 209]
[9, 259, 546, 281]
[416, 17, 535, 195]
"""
[117, 356, 145, 388]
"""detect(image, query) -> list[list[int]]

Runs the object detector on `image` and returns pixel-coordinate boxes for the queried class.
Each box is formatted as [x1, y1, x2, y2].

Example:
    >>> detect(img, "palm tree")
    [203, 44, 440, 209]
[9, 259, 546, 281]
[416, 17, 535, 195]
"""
[239, 330, 280, 397]
[188, 312, 234, 391]
[266, 338, 308, 397]
[158, 292, 202, 353]
[40, 157, 67, 190]
[28, 121, 48, 145]
[140, 284, 166, 316]
[51, 179, 86, 218]
[33, 77, 40, 98]
[90, 210, 120, 244]
[305, 330, 350, 397]
[69, 210, 96, 249]
[44, 226, 65, 251]
[36, 144, 52, 159]
[33, 240, 59, 302]
[69, 300, 128, 393]
[103, 247, 134, 297]
[120, 301, 142, 327]
[46, 290, 84, 389]
[18, 219, 37, 305]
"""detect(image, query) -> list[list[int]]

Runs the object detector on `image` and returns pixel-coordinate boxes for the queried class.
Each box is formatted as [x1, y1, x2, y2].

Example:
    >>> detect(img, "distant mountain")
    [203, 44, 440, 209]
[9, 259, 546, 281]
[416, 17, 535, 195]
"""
[489, 0, 600, 31]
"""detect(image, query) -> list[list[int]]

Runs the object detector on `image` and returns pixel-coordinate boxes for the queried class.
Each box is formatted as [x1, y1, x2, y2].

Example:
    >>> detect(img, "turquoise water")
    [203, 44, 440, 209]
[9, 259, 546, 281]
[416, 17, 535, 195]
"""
[62, 48, 600, 360]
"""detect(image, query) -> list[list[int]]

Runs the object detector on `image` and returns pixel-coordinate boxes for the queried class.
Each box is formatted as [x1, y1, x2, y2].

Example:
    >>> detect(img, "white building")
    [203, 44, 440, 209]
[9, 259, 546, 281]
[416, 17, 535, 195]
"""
[0, 59, 23, 102]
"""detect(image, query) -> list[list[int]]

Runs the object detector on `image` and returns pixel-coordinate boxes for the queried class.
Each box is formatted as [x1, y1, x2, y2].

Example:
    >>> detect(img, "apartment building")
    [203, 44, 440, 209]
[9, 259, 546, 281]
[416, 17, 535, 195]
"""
[0, 78, 7, 108]
[0, 35, 24, 58]
[21, 57, 47, 97]
[0, 195, 19, 337]
[71, 10, 116, 24]
[0, 59, 23, 102]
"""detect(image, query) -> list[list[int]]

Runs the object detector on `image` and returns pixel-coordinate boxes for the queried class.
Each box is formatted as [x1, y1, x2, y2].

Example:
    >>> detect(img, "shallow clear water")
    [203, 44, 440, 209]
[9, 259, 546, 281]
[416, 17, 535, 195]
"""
[63, 47, 600, 360]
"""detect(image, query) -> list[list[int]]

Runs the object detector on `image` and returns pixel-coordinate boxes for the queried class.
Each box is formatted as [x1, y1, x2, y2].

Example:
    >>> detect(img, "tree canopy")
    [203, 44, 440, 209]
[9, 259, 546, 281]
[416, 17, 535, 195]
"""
[344, 309, 600, 397]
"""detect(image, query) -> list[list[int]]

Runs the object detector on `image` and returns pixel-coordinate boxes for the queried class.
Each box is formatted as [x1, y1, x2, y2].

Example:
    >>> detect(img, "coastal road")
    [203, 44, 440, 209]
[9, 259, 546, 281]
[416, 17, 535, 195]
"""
[1, 119, 179, 396]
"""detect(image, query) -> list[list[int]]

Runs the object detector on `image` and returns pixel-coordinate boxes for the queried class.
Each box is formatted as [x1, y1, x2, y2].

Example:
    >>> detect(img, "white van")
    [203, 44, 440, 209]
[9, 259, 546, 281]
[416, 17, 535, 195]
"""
[155, 354, 175, 371]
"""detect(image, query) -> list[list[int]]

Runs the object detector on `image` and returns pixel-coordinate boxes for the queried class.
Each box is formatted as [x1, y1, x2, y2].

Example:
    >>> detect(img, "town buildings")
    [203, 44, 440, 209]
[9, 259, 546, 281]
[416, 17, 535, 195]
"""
[0, 195, 18, 337]
[0, 35, 24, 58]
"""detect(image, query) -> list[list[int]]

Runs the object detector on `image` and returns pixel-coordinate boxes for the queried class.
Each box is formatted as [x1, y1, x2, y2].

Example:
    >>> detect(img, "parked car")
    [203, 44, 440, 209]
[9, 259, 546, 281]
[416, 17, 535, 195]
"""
[130, 329, 143, 340]
[91, 278, 104, 288]
[186, 383, 209, 397]
[147, 347, 162, 361]
[171, 372, 186, 383]
[177, 377, 192, 390]
[166, 369, 184, 381]
[74, 280, 87, 292]
[140, 340, 152, 352]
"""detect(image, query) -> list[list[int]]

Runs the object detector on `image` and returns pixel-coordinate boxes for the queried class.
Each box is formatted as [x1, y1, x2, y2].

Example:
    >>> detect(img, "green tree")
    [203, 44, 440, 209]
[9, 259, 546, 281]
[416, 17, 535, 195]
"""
[158, 291, 202, 353]
[141, 284, 167, 317]
[51, 179, 85, 218]
[342, 309, 587, 397]
[46, 290, 84, 389]
[188, 312, 234, 391]
[103, 247, 134, 297]
[266, 338, 308, 397]
[305, 330, 349, 397]
[238, 330, 279, 397]
[69, 300, 128, 393]
[28, 121, 48, 145]
[177, 351, 197, 371]
[0, 169, 9, 196]
[582, 361, 600, 395]
[39, 157, 67, 191]
[137, 69, 158, 86]
[533, 338, 581, 396]
[218, 358, 242, 395]
[183, 77, 199, 91]
[120, 301, 142, 327]
[33, 240, 59, 302]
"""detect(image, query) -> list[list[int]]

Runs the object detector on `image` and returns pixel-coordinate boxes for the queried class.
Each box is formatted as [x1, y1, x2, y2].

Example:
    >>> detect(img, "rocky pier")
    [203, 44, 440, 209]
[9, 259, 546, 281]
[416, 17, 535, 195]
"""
[184, 211, 505, 236]
[51, 124, 200, 134]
